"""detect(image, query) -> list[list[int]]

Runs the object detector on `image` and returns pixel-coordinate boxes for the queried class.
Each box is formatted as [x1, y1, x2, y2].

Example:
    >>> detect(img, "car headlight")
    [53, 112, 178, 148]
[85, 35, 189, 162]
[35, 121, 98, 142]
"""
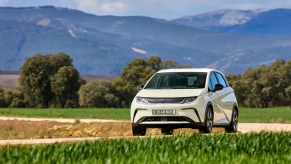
[183, 96, 197, 103]
[136, 97, 149, 104]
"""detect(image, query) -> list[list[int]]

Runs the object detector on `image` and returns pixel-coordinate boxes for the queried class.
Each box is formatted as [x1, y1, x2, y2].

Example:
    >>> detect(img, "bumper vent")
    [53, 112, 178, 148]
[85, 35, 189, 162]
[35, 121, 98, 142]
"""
[138, 116, 194, 123]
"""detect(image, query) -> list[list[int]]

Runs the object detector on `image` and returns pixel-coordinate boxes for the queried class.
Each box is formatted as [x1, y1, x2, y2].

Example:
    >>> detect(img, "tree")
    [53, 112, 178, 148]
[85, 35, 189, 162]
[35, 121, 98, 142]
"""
[19, 52, 81, 108]
[20, 54, 53, 108]
[79, 80, 119, 107]
[48, 52, 73, 75]
[146, 56, 162, 71]
[284, 60, 291, 107]
[227, 59, 291, 108]
[50, 66, 81, 108]
[113, 57, 155, 107]
[275, 60, 291, 106]
[285, 86, 291, 107]
[227, 74, 248, 107]
[111, 77, 131, 107]
[120, 58, 151, 87]
[161, 59, 178, 69]
[5, 87, 25, 108]
[112, 56, 191, 107]
[0, 87, 7, 107]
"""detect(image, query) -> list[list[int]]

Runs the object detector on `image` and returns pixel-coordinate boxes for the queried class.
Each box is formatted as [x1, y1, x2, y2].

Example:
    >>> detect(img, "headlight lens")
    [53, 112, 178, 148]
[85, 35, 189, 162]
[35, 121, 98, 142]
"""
[183, 96, 197, 103]
[136, 97, 149, 104]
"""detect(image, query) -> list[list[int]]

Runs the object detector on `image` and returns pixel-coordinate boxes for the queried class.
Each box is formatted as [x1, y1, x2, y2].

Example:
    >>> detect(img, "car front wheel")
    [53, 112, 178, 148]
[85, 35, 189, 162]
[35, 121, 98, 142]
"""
[225, 108, 238, 133]
[199, 106, 213, 133]
[132, 125, 146, 136]
[161, 128, 173, 135]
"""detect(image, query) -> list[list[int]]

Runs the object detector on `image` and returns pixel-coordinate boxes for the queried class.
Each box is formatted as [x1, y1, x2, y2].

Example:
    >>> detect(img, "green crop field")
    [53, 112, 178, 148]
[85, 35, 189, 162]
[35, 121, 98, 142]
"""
[0, 133, 290, 163]
[0, 108, 130, 120]
[239, 107, 291, 123]
[0, 107, 290, 123]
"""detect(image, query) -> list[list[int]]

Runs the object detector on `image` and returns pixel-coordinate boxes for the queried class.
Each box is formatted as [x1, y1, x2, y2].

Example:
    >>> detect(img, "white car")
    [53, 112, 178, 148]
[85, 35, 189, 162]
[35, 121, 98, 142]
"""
[130, 68, 238, 135]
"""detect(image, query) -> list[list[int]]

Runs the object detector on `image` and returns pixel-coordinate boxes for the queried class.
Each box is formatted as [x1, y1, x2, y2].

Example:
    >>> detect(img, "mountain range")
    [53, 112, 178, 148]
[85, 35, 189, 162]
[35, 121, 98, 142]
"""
[172, 8, 291, 36]
[0, 6, 290, 75]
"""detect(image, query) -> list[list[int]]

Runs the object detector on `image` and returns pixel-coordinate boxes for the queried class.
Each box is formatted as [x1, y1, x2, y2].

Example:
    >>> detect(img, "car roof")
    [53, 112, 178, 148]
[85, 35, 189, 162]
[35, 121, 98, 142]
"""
[157, 68, 223, 74]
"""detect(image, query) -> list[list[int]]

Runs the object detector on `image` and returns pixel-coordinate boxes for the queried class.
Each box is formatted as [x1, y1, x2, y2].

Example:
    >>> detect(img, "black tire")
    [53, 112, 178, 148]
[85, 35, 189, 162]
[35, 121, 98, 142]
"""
[225, 108, 238, 133]
[161, 128, 173, 135]
[132, 126, 146, 136]
[199, 106, 213, 133]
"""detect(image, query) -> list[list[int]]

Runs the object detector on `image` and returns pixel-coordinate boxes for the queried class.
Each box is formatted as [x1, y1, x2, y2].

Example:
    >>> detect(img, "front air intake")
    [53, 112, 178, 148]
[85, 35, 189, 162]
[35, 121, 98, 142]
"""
[147, 98, 184, 104]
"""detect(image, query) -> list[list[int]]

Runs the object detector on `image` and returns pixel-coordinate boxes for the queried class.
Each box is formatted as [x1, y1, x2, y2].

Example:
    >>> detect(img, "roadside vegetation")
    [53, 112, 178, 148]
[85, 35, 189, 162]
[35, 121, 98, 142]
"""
[0, 53, 189, 108]
[239, 107, 291, 123]
[1, 133, 290, 163]
[0, 107, 290, 123]
[0, 53, 290, 109]
[228, 59, 291, 108]
[0, 108, 130, 120]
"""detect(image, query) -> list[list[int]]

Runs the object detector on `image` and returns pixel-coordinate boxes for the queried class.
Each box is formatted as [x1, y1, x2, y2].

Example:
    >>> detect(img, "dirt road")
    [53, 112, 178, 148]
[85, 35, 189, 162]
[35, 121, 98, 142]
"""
[0, 116, 290, 145]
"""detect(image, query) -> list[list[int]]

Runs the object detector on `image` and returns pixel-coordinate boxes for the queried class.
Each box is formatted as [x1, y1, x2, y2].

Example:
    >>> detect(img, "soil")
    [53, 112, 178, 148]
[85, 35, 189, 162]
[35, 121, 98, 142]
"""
[0, 117, 290, 145]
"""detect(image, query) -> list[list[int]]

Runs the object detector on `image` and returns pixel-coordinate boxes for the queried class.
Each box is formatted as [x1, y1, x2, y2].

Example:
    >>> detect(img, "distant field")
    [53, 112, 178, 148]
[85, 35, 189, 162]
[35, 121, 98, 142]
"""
[0, 133, 290, 163]
[0, 107, 290, 123]
[0, 108, 130, 120]
[239, 107, 291, 123]
[0, 73, 115, 89]
[0, 74, 19, 89]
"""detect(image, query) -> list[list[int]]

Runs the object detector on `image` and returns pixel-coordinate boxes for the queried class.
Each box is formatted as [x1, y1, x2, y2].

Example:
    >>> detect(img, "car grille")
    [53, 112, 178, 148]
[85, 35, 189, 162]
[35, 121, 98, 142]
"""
[147, 98, 184, 104]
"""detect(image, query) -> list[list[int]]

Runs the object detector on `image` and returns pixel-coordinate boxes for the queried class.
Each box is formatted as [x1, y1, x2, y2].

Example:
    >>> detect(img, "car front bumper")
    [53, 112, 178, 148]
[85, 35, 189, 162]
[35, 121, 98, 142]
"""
[130, 96, 207, 128]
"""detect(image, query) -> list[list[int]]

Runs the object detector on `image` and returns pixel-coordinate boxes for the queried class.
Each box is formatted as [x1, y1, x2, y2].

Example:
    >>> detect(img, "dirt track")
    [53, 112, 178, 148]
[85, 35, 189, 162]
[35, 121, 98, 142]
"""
[0, 116, 290, 145]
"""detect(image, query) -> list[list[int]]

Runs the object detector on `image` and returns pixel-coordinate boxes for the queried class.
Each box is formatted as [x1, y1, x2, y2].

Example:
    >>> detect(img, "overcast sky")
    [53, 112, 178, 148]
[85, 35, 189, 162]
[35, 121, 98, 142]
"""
[1, 0, 291, 19]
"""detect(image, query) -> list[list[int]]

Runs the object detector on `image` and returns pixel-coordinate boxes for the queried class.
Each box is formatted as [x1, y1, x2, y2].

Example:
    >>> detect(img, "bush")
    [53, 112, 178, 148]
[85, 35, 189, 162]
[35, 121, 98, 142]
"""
[79, 80, 119, 108]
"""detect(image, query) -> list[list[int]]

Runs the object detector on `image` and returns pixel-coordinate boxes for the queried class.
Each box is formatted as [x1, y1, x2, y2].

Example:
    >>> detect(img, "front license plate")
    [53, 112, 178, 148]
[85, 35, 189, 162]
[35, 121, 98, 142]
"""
[152, 109, 176, 115]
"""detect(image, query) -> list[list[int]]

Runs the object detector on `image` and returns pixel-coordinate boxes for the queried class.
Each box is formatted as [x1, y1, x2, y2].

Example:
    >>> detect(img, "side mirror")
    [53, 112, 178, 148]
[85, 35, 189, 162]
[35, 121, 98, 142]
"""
[214, 84, 223, 92]
[137, 85, 144, 91]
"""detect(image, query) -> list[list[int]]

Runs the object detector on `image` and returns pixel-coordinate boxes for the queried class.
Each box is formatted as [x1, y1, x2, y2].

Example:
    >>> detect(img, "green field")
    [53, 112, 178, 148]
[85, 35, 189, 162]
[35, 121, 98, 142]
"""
[0, 108, 130, 120]
[0, 107, 290, 123]
[239, 107, 291, 123]
[0, 133, 290, 163]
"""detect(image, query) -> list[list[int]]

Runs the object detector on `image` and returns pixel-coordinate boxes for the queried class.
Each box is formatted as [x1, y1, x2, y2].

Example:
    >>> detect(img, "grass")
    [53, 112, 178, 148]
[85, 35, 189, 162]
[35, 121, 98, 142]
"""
[0, 108, 130, 120]
[239, 107, 291, 123]
[0, 133, 290, 163]
[0, 107, 290, 123]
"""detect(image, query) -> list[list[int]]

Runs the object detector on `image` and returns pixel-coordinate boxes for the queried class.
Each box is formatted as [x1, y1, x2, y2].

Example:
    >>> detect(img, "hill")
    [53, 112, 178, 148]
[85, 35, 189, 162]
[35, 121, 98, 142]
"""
[172, 8, 291, 36]
[0, 6, 291, 75]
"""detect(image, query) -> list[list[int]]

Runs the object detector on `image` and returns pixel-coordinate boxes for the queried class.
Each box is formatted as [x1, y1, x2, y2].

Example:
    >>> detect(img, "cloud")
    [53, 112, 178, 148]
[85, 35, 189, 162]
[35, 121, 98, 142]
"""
[75, 0, 128, 15]
[0, 0, 8, 6]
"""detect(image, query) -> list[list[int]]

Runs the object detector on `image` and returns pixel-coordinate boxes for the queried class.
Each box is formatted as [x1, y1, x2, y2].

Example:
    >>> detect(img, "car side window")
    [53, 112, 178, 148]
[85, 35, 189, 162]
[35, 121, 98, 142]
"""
[215, 72, 228, 87]
[209, 73, 218, 91]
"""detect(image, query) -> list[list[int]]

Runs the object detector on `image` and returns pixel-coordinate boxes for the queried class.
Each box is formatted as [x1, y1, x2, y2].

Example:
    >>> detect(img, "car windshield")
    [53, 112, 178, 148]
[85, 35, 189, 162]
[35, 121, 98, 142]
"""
[145, 72, 207, 89]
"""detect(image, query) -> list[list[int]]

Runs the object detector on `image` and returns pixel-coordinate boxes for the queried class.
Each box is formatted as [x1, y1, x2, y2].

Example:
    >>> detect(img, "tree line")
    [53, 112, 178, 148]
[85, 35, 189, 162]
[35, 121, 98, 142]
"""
[227, 59, 291, 108]
[0, 53, 189, 108]
[0, 53, 290, 108]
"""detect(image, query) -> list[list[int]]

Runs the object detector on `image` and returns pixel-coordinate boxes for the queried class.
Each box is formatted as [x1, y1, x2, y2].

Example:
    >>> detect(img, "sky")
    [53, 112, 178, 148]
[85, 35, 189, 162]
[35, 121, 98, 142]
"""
[0, 0, 291, 19]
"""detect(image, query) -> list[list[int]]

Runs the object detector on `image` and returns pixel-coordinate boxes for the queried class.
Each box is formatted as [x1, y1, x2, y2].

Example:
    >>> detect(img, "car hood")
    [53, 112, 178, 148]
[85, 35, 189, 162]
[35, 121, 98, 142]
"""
[136, 89, 206, 98]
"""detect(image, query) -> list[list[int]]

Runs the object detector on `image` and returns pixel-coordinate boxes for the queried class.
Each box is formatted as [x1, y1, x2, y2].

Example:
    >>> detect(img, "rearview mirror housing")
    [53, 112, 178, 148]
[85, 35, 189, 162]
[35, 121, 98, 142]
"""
[214, 84, 223, 92]
[137, 85, 144, 91]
